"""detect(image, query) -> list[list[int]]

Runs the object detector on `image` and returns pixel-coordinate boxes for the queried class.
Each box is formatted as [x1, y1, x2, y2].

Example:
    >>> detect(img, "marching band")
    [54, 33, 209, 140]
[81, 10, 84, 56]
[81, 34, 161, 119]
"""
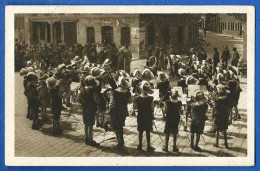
[18, 41, 242, 153]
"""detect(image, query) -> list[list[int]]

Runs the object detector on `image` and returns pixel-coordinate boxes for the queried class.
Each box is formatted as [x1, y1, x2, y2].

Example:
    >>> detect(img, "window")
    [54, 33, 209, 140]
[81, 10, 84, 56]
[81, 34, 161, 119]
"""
[40, 23, 45, 40]
[228, 23, 230, 30]
[87, 27, 95, 44]
[225, 23, 227, 30]
[163, 26, 170, 44]
[121, 27, 130, 46]
[178, 26, 184, 43]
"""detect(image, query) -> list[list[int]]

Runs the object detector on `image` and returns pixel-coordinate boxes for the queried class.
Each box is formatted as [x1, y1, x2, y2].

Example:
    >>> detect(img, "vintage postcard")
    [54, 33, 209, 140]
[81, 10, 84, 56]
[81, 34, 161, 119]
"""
[5, 5, 255, 166]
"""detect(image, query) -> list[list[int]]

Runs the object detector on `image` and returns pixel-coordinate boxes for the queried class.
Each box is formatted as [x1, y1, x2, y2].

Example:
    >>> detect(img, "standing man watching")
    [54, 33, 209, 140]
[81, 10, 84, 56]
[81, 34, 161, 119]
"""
[124, 45, 132, 74]
[221, 46, 230, 69]
[230, 48, 240, 67]
[213, 47, 220, 74]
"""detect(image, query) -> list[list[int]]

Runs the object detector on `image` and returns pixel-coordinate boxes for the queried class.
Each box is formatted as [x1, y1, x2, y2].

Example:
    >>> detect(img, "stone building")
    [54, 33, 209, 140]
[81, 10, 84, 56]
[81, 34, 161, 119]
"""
[15, 14, 200, 59]
[200, 14, 245, 37]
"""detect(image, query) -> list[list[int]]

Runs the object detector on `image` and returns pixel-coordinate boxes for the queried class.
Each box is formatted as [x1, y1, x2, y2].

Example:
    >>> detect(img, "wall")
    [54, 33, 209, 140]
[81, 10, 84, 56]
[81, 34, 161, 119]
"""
[216, 14, 243, 37]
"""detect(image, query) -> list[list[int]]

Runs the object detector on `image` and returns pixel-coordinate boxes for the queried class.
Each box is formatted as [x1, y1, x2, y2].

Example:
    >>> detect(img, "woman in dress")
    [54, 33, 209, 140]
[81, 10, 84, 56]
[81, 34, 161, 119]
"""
[163, 91, 182, 152]
[109, 76, 131, 149]
[135, 81, 155, 152]
[190, 91, 208, 151]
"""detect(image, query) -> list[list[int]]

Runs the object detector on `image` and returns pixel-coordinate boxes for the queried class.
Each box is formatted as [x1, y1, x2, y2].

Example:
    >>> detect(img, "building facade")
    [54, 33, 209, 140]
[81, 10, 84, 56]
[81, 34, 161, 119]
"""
[15, 14, 200, 59]
[200, 14, 244, 37]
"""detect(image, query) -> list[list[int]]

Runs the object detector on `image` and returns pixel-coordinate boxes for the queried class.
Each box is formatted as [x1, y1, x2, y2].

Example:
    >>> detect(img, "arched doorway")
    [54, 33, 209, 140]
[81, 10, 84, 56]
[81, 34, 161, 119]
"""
[101, 26, 113, 44]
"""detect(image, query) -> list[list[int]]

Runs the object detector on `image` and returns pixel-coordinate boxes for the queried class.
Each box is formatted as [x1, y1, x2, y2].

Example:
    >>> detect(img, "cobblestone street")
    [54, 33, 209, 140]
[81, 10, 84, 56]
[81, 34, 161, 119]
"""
[15, 72, 247, 157]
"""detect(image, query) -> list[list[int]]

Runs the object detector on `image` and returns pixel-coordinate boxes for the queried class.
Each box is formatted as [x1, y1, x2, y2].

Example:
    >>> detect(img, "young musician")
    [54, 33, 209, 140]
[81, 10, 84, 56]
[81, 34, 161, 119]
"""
[109, 76, 131, 149]
[163, 91, 182, 152]
[20, 68, 31, 119]
[135, 81, 155, 152]
[190, 91, 208, 151]
[213, 85, 231, 148]
[79, 76, 100, 146]
[156, 71, 170, 102]
[26, 72, 41, 130]
[131, 69, 143, 116]
[47, 77, 63, 136]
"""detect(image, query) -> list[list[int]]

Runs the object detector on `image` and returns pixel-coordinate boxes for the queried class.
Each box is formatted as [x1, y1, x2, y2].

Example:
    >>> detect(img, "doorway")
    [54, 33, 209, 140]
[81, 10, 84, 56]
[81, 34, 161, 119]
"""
[101, 26, 113, 44]
[63, 22, 77, 45]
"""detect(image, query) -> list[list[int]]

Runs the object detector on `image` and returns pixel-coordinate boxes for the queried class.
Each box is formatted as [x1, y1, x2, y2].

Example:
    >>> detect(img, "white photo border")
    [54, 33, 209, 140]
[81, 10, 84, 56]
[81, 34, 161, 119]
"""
[5, 5, 255, 166]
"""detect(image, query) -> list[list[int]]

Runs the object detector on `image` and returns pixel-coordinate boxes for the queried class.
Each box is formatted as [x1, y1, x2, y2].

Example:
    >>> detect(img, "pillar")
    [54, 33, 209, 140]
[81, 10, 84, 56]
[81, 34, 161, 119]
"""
[48, 21, 54, 43]
[61, 22, 64, 43]
[45, 23, 48, 42]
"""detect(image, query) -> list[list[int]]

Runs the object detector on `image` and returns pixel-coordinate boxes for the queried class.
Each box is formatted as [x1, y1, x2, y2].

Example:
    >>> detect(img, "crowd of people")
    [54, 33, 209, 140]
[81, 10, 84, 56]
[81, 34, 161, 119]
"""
[18, 40, 242, 153]
[15, 40, 132, 73]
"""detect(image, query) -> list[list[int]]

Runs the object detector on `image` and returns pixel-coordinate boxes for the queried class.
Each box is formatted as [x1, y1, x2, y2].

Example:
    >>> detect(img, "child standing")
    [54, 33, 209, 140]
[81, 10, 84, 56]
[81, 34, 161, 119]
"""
[135, 81, 155, 152]
[163, 91, 182, 152]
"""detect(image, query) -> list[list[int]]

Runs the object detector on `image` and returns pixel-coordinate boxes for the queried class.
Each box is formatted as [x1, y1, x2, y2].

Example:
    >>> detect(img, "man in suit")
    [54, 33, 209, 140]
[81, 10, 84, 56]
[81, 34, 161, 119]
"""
[213, 47, 220, 74]
[221, 46, 230, 69]
[230, 48, 240, 67]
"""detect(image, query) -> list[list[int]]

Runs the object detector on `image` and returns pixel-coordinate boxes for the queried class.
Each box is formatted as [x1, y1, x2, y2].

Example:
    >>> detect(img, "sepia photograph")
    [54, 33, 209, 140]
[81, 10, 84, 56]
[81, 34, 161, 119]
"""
[5, 6, 255, 166]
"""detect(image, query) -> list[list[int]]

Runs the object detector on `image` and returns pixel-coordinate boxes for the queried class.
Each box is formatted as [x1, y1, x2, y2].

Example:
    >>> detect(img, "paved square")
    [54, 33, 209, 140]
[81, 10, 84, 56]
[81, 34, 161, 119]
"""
[15, 71, 247, 157]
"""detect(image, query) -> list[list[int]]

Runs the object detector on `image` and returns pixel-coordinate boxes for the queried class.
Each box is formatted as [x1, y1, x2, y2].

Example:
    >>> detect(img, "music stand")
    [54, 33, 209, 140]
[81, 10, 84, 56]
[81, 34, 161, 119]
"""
[62, 82, 83, 130]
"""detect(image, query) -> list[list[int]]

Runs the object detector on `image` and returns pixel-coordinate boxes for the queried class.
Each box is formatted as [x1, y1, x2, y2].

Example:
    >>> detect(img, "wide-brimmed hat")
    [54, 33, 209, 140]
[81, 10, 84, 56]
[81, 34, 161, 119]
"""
[27, 67, 34, 73]
[85, 75, 99, 88]
[217, 73, 228, 85]
[140, 80, 154, 94]
[178, 68, 186, 76]
[216, 84, 230, 100]
[142, 68, 154, 81]
[66, 65, 73, 71]
[157, 71, 169, 82]
[58, 63, 66, 70]
[80, 65, 90, 74]
[148, 56, 157, 65]
[170, 91, 181, 102]
[194, 91, 208, 105]
[118, 76, 130, 89]
[20, 68, 28, 76]
[186, 75, 199, 85]
[27, 72, 38, 82]
[46, 77, 59, 89]
[133, 68, 142, 79]
[102, 59, 112, 67]
[119, 70, 130, 80]
[73, 56, 82, 64]
[27, 61, 32, 67]
[91, 67, 101, 77]
[39, 74, 49, 81]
